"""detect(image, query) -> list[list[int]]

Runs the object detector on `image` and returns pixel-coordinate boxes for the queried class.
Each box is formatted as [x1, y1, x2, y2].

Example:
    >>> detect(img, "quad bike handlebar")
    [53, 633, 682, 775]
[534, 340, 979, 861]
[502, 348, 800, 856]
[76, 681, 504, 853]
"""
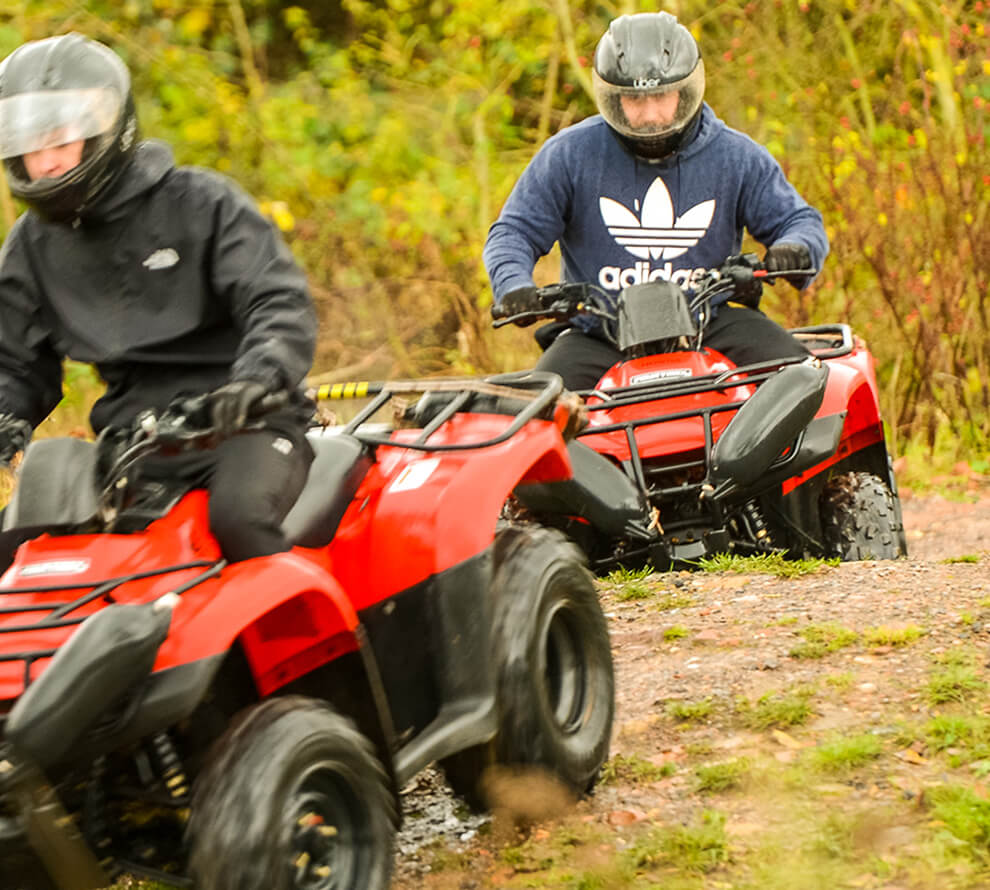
[491, 254, 818, 331]
[94, 391, 288, 510]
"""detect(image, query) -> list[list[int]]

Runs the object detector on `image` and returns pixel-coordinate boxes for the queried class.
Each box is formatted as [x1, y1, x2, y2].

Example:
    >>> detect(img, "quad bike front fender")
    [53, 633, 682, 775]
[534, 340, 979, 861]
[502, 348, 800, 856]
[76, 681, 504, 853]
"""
[3, 599, 173, 772]
[778, 357, 888, 496]
[159, 551, 362, 696]
[328, 417, 573, 603]
[710, 362, 828, 492]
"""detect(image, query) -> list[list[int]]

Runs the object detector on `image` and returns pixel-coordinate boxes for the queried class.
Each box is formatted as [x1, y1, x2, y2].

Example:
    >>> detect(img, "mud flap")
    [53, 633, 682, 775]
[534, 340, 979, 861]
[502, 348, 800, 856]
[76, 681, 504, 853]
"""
[710, 362, 828, 493]
[513, 441, 654, 542]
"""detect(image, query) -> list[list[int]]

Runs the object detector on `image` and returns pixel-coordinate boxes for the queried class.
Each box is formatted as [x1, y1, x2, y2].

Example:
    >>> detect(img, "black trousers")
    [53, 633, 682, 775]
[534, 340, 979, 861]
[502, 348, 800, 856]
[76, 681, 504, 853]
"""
[0, 425, 314, 571]
[141, 424, 315, 563]
[534, 305, 811, 391]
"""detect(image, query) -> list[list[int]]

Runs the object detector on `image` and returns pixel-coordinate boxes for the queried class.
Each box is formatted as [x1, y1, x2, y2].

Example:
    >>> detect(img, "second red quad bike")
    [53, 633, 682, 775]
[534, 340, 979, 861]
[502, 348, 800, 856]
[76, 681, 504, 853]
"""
[0, 372, 614, 890]
[492, 255, 908, 572]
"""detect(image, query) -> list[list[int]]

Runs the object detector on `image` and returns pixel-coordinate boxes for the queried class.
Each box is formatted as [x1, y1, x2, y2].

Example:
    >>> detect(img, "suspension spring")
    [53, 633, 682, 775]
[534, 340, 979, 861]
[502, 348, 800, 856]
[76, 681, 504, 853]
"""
[741, 500, 773, 550]
[151, 732, 190, 802]
[84, 756, 114, 868]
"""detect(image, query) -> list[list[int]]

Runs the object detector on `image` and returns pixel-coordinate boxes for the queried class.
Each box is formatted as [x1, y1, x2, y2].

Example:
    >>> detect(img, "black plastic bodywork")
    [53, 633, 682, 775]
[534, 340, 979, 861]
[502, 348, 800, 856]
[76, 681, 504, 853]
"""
[617, 281, 697, 356]
[514, 441, 656, 543]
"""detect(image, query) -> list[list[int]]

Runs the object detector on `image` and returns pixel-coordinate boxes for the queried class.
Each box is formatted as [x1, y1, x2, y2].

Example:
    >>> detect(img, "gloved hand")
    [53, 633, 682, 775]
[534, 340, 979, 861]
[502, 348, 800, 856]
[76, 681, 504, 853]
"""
[722, 253, 764, 308]
[491, 285, 541, 326]
[208, 380, 270, 438]
[764, 242, 812, 287]
[0, 414, 32, 465]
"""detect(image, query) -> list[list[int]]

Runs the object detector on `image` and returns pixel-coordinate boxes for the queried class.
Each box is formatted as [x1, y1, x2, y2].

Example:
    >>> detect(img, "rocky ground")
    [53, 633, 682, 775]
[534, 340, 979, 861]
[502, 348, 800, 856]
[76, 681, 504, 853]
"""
[392, 487, 990, 888]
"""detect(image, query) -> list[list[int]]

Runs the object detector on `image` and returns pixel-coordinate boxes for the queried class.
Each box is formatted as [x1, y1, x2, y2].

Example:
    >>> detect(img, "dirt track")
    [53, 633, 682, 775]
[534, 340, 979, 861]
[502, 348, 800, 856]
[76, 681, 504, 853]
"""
[394, 488, 990, 887]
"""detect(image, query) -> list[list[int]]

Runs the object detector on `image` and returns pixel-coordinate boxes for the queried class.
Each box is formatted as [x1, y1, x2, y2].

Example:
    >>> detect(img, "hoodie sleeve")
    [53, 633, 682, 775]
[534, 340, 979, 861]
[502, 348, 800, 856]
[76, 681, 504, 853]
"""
[483, 136, 575, 302]
[205, 173, 317, 392]
[0, 222, 65, 427]
[736, 140, 829, 289]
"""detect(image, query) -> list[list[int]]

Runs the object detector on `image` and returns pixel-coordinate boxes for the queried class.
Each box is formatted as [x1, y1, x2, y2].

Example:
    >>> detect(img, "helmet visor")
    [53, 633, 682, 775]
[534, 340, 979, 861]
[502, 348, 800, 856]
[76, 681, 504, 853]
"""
[593, 61, 705, 140]
[0, 87, 121, 159]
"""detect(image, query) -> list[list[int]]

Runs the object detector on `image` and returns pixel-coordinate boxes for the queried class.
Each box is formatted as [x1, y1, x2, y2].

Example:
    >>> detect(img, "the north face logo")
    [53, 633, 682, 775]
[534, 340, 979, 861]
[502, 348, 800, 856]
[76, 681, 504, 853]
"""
[599, 177, 715, 261]
[142, 248, 180, 270]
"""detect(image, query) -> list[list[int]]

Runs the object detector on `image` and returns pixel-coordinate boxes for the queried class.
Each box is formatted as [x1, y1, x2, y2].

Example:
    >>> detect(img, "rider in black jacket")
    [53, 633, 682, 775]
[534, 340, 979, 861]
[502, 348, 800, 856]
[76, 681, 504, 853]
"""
[0, 33, 317, 562]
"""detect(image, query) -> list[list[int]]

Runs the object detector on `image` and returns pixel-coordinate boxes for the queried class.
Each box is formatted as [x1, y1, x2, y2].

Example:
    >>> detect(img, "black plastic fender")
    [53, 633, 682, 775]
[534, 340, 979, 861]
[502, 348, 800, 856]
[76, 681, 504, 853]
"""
[710, 362, 828, 492]
[514, 440, 654, 541]
[2, 438, 99, 531]
[4, 598, 175, 771]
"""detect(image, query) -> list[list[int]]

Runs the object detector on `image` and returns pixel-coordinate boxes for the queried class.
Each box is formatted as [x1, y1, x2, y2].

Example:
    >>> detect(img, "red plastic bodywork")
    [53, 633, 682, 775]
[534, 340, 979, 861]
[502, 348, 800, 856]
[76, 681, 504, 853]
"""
[577, 339, 884, 480]
[0, 413, 573, 703]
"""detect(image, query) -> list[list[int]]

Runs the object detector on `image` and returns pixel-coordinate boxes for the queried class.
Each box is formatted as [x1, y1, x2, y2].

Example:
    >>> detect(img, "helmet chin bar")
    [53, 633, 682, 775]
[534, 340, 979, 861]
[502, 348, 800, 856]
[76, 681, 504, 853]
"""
[614, 108, 702, 162]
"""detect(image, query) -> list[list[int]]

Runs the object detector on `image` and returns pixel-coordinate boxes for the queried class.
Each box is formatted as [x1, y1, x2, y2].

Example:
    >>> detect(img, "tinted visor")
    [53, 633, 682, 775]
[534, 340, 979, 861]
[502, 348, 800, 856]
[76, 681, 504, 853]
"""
[593, 61, 704, 140]
[0, 87, 121, 159]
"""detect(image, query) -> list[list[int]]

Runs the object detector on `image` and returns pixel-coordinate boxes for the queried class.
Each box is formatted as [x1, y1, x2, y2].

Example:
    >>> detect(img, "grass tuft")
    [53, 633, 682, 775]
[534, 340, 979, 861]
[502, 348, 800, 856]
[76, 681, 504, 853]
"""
[926, 652, 987, 704]
[694, 552, 839, 578]
[789, 622, 859, 659]
[738, 688, 815, 730]
[667, 697, 715, 723]
[862, 624, 925, 647]
[600, 753, 676, 785]
[809, 732, 883, 773]
[625, 810, 730, 874]
[695, 757, 751, 793]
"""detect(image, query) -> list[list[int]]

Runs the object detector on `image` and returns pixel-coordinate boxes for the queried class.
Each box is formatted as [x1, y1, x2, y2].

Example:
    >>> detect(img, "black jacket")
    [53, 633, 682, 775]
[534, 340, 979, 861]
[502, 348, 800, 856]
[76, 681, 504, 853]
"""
[0, 141, 316, 432]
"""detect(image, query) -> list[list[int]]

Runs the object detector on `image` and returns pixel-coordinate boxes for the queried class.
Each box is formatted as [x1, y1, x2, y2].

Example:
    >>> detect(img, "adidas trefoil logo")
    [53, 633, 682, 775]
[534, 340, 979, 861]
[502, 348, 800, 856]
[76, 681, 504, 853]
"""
[599, 177, 715, 261]
[142, 247, 180, 270]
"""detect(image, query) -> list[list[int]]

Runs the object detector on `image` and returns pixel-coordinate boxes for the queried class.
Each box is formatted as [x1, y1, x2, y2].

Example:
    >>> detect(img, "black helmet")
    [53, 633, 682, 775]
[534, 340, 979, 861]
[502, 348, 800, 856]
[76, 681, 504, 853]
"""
[0, 33, 138, 222]
[592, 12, 705, 160]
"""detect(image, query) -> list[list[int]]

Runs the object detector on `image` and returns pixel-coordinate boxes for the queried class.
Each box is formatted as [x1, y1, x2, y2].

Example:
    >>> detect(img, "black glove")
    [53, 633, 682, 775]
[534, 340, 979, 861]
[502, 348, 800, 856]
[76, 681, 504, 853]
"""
[208, 380, 270, 438]
[722, 253, 764, 308]
[764, 242, 812, 287]
[491, 285, 541, 326]
[0, 414, 32, 465]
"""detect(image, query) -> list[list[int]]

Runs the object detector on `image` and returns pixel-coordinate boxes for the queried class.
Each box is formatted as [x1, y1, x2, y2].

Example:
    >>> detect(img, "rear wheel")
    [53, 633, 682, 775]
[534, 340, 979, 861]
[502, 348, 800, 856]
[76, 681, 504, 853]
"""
[820, 471, 905, 560]
[187, 696, 395, 890]
[442, 526, 614, 808]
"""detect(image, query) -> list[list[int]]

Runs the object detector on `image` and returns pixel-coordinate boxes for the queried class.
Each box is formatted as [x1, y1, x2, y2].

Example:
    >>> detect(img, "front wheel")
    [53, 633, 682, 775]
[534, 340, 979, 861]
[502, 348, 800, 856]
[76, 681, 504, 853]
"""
[186, 696, 395, 890]
[442, 526, 614, 808]
[820, 471, 906, 560]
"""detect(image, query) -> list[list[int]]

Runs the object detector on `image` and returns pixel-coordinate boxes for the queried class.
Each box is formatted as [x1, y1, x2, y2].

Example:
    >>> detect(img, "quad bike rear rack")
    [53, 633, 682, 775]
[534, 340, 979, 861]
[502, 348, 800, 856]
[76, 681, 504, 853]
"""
[309, 370, 580, 451]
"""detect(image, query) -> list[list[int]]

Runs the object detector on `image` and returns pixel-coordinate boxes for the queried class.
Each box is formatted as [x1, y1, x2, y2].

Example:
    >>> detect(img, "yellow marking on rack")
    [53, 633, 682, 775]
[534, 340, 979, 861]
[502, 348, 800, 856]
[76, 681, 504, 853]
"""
[317, 382, 369, 400]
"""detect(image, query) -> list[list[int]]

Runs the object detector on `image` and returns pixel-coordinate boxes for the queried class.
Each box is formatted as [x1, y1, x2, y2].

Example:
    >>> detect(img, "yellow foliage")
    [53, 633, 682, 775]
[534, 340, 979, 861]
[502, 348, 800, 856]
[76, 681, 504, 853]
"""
[181, 117, 218, 145]
[257, 201, 295, 233]
[966, 368, 982, 396]
[179, 8, 211, 39]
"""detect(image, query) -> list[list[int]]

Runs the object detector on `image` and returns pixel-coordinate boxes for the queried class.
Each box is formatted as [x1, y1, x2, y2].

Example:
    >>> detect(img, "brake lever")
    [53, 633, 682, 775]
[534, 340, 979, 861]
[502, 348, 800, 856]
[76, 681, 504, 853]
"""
[762, 267, 818, 283]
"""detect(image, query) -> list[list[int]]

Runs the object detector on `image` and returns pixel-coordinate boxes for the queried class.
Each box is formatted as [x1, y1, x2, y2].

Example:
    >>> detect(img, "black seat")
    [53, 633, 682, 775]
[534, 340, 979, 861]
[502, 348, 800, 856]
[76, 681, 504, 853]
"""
[281, 432, 373, 548]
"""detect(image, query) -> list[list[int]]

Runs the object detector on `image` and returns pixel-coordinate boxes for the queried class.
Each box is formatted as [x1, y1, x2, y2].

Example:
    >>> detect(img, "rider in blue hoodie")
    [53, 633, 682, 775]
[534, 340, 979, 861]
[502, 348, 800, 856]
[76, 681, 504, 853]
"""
[484, 12, 829, 390]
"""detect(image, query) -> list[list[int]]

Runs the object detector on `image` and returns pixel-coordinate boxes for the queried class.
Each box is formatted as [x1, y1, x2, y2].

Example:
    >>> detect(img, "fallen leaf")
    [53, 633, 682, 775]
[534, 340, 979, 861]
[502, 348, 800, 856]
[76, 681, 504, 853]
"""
[607, 809, 642, 826]
[895, 748, 928, 765]
[771, 729, 804, 749]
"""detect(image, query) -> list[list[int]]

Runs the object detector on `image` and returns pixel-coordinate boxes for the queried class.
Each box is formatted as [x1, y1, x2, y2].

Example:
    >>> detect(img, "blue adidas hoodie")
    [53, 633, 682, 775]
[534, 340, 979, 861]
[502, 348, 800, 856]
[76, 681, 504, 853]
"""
[484, 105, 828, 308]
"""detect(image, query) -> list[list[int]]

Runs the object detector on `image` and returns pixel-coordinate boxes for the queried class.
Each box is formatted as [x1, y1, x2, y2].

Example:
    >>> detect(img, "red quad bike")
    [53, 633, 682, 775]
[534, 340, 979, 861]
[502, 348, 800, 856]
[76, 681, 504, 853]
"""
[492, 255, 908, 573]
[0, 372, 615, 890]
